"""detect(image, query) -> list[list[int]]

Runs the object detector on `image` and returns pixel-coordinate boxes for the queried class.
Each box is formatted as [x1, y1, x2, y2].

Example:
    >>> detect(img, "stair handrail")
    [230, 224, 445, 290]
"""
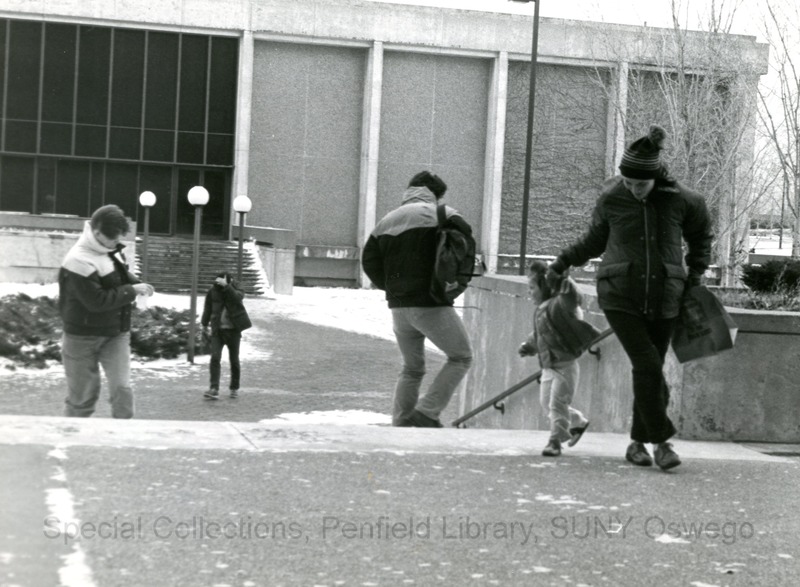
[451, 327, 615, 428]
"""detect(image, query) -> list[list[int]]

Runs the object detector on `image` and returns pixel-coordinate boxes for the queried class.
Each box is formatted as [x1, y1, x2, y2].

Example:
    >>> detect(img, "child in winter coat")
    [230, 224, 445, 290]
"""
[518, 261, 600, 456]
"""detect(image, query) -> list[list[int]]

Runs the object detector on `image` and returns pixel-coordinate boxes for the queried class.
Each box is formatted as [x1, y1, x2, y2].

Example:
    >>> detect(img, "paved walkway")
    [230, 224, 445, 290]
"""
[1, 296, 799, 586]
[0, 304, 456, 425]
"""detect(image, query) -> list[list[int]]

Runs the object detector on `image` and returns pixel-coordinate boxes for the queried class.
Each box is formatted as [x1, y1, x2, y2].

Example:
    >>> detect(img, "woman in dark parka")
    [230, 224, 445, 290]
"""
[548, 125, 713, 471]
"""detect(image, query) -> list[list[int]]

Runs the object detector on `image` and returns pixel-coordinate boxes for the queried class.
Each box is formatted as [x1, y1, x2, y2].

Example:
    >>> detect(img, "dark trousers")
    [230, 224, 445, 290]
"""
[604, 311, 677, 444]
[209, 329, 241, 391]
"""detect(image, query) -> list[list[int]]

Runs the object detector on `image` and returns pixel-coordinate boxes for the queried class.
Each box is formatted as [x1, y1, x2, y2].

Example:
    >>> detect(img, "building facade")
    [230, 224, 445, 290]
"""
[0, 0, 768, 286]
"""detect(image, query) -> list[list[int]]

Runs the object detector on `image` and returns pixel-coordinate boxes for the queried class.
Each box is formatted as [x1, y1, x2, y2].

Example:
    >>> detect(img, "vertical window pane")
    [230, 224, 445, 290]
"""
[104, 162, 137, 215]
[37, 158, 56, 213]
[177, 132, 204, 163]
[40, 122, 72, 155]
[90, 162, 104, 211]
[0, 156, 35, 212]
[57, 159, 91, 216]
[0, 21, 7, 120]
[111, 29, 144, 127]
[201, 169, 226, 237]
[5, 120, 37, 152]
[178, 34, 208, 132]
[145, 32, 178, 130]
[208, 37, 237, 134]
[76, 26, 110, 125]
[109, 127, 141, 160]
[6, 21, 41, 120]
[75, 124, 107, 157]
[143, 129, 174, 162]
[42, 23, 77, 123]
[206, 134, 233, 166]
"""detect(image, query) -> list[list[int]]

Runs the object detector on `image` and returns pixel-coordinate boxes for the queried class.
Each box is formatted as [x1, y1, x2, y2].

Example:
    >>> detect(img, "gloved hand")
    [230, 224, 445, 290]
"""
[518, 341, 536, 357]
[687, 273, 702, 288]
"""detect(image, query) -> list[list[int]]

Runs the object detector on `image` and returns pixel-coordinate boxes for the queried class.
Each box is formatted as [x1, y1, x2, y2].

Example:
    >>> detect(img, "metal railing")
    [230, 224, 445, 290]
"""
[451, 328, 615, 428]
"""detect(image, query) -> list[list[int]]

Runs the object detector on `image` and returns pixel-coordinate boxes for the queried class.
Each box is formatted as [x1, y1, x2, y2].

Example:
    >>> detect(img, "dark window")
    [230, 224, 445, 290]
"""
[145, 32, 178, 131]
[42, 23, 77, 123]
[57, 159, 91, 216]
[109, 126, 141, 160]
[111, 29, 145, 127]
[201, 169, 226, 237]
[104, 162, 137, 215]
[177, 131, 204, 164]
[89, 161, 104, 210]
[36, 158, 56, 213]
[0, 156, 35, 211]
[76, 27, 110, 126]
[178, 34, 208, 132]
[139, 164, 172, 234]
[208, 37, 237, 134]
[5, 120, 37, 152]
[41, 122, 72, 155]
[75, 124, 107, 157]
[206, 133, 233, 166]
[143, 129, 174, 162]
[0, 21, 7, 119]
[6, 21, 41, 121]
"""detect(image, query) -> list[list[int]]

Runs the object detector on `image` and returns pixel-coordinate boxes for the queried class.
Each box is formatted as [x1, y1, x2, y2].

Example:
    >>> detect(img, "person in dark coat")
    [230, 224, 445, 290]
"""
[59, 204, 154, 418]
[361, 171, 473, 428]
[547, 125, 713, 471]
[201, 272, 251, 400]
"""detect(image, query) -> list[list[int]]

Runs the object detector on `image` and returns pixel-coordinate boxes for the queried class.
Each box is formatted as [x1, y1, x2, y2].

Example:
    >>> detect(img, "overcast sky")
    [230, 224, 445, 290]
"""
[366, 0, 765, 39]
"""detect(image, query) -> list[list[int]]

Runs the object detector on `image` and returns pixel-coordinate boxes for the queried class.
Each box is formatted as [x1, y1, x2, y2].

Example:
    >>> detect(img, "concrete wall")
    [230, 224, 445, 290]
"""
[0, 227, 137, 284]
[458, 275, 800, 442]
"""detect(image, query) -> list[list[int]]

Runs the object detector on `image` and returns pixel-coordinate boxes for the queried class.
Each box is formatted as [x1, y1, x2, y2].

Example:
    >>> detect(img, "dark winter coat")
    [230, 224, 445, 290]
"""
[361, 186, 473, 308]
[201, 281, 251, 333]
[550, 175, 713, 319]
[58, 221, 139, 336]
[523, 278, 602, 368]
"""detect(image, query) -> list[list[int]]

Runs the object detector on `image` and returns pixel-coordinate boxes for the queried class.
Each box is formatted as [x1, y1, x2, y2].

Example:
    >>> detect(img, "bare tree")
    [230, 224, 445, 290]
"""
[584, 0, 770, 285]
[757, 0, 800, 257]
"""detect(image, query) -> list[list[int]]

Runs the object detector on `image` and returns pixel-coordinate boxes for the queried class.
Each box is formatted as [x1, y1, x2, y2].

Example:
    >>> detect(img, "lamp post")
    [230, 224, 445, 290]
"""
[232, 194, 252, 283]
[510, 0, 541, 275]
[138, 191, 156, 282]
[187, 185, 209, 364]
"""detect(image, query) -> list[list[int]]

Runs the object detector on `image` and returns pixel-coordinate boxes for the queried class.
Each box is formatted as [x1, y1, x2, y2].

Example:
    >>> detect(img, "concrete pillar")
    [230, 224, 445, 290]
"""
[356, 41, 384, 288]
[481, 51, 508, 275]
[232, 29, 255, 219]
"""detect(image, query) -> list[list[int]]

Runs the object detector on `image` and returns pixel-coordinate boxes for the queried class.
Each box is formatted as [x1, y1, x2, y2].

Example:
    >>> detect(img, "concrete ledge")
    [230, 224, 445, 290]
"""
[459, 274, 800, 443]
[0, 415, 790, 463]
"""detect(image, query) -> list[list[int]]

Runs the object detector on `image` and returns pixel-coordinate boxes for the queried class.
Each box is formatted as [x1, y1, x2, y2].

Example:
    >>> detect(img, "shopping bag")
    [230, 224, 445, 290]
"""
[671, 286, 738, 363]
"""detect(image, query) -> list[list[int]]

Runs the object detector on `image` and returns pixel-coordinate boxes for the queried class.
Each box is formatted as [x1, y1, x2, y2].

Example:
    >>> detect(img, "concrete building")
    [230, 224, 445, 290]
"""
[0, 0, 769, 286]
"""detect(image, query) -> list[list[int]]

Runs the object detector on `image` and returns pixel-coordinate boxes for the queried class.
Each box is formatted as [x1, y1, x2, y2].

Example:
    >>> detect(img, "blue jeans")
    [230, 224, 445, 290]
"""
[209, 329, 241, 391]
[61, 332, 133, 419]
[391, 306, 473, 425]
[540, 362, 587, 443]
[604, 311, 677, 444]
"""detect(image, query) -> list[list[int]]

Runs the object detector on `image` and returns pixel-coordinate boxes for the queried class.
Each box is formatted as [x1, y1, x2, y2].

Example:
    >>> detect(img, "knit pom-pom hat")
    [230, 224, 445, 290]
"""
[619, 125, 667, 179]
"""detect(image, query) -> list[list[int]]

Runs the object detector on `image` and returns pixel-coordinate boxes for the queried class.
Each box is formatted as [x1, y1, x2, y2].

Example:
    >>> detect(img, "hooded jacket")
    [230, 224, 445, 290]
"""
[361, 186, 473, 308]
[58, 221, 139, 336]
[550, 175, 713, 319]
[523, 278, 602, 368]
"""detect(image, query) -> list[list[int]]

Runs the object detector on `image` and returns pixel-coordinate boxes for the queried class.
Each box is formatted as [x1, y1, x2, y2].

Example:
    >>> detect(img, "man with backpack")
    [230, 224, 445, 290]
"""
[362, 171, 474, 428]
